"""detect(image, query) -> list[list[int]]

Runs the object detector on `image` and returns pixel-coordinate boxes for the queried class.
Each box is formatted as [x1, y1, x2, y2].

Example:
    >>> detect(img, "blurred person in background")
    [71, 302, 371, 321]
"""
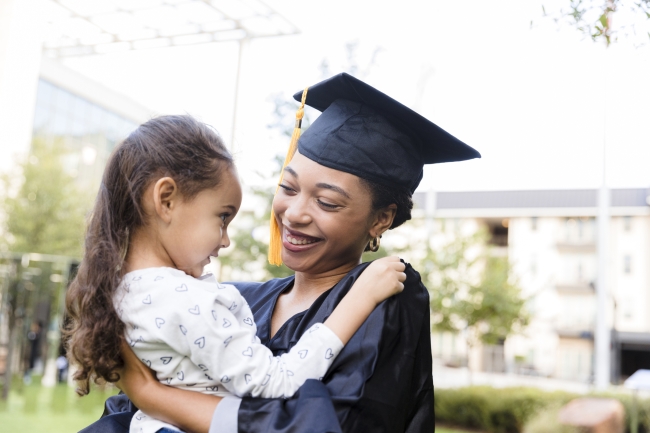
[56, 343, 68, 384]
[23, 320, 43, 384]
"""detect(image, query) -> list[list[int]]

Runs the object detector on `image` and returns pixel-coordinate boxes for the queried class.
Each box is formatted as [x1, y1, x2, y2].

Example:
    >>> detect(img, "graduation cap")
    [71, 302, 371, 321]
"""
[268, 72, 480, 265]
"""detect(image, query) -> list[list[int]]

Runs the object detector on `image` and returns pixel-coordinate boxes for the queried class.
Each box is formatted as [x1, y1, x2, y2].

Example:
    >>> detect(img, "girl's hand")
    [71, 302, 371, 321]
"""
[323, 256, 406, 345]
[354, 256, 406, 306]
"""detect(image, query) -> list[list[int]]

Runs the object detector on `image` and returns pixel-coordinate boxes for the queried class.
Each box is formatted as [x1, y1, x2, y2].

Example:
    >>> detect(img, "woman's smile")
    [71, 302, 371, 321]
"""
[282, 226, 323, 252]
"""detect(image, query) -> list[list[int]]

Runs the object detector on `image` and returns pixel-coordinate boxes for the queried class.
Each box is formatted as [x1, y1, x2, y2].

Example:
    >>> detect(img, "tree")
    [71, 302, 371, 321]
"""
[424, 228, 529, 372]
[1, 139, 89, 257]
[0, 139, 89, 398]
[541, 0, 650, 46]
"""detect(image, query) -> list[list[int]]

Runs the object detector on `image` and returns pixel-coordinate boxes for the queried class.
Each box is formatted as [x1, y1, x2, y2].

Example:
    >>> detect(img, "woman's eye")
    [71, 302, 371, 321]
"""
[317, 199, 339, 209]
[278, 184, 296, 193]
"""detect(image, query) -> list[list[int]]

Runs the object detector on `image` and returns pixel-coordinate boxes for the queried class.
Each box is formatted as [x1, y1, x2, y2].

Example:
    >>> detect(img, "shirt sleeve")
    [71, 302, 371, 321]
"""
[153, 281, 344, 399]
[209, 396, 241, 433]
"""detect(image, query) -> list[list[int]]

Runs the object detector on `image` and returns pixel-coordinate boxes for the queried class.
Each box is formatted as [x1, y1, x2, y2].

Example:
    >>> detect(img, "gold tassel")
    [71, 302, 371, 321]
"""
[268, 87, 309, 266]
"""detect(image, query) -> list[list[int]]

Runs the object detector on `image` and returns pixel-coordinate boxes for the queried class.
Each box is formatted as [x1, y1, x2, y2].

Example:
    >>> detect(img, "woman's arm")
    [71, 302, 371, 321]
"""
[118, 341, 222, 433]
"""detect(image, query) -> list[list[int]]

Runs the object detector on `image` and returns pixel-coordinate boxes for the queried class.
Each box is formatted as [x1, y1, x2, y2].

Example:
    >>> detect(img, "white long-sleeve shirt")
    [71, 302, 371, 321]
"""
[114, 267, 343, 433]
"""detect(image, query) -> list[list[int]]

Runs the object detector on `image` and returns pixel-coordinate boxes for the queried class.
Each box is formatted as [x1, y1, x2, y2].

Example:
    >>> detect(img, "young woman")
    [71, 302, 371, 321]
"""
[83, 73, 480, 433]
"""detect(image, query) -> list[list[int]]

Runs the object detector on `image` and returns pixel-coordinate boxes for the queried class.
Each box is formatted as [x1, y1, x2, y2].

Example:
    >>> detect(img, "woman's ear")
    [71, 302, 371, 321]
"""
[370, 204, 397, 238]
[152, 177, 179, 223]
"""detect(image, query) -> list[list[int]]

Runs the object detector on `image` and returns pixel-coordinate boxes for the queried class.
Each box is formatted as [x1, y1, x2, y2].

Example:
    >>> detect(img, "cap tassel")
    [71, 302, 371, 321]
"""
[268, 87, 309, 266]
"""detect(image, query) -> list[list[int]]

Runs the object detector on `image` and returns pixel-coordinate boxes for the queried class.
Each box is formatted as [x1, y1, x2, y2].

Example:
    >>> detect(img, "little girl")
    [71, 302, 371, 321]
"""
[65, 115, 406, 433]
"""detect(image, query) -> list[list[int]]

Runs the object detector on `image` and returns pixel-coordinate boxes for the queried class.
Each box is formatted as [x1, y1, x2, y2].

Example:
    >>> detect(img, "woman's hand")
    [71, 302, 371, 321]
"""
[116, 340, 158, 407]
[117, 341, 222, 433]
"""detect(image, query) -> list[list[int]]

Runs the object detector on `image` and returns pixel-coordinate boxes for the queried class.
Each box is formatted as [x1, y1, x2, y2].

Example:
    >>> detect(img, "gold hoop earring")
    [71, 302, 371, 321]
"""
[368, 235, 381, 253]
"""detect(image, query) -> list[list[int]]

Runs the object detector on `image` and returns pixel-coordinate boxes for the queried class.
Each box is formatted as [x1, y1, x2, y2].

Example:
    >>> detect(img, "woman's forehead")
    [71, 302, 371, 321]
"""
[286, 152, 364, 191]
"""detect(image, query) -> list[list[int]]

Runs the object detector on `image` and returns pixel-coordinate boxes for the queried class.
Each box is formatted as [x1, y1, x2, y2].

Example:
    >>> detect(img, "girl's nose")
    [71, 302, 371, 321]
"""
[221, 228, 231, 249]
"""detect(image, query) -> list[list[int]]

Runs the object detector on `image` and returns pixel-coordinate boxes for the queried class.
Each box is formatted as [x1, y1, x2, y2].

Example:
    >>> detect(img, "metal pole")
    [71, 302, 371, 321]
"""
[1, 260, 18, 400]
[595, 48, 610, 389]
[230, 38, 249, 154]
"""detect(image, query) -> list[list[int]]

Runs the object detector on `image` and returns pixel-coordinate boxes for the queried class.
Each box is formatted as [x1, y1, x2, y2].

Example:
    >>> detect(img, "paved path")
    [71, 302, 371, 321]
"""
[433, 363, 592, 394]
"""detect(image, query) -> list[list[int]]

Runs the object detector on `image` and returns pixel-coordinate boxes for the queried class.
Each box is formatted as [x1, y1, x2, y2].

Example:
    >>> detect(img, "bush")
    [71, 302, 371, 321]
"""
[435, 386, 650, 433]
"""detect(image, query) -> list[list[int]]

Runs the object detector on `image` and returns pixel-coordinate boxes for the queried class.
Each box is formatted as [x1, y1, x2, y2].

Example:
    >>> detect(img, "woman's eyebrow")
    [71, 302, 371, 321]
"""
[315, 183, 351, 199]
[284, 166, 298, 177]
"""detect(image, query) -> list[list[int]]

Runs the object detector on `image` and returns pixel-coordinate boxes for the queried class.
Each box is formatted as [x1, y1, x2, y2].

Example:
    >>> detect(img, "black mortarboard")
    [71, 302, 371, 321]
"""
[268, 73, 480, 265]
[293, 72, 480, 195]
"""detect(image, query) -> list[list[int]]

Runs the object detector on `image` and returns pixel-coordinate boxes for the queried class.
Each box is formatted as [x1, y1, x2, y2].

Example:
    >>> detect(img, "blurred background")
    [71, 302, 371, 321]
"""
[1, 0, 650, 432]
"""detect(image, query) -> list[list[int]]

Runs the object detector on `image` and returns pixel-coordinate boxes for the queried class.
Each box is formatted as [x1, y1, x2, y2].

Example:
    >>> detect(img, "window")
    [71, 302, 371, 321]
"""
[577, 218, 584, 239]
[625, 300, 633, 319]
[624, 255, 632, 274]
[565, 218, 576, 242]
[624, 216, 632, 231]
[577, 262, 583, 281]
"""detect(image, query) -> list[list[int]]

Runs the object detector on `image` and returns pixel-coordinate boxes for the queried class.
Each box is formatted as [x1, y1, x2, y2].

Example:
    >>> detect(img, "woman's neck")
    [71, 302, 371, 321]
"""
[270, 261, 359, 338]
[291, 260, 361, 300]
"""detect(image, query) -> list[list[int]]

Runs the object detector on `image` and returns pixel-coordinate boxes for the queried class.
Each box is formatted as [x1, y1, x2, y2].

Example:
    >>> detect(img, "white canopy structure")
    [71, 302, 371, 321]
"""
[41, 0, 299, 58]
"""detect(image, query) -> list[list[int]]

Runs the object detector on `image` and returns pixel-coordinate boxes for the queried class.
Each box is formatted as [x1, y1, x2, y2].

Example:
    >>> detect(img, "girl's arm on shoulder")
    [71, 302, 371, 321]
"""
[118, 341, 222, 433]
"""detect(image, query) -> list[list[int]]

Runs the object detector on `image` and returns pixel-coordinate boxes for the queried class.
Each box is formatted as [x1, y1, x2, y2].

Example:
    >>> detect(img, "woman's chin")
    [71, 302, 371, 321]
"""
[281, 247, 322, 272]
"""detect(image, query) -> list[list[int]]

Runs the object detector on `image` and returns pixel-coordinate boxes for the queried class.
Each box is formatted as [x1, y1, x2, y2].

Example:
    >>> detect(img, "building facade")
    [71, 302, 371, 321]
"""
[0, 57, 152, 385]
[408, 188, 650, 384]
[31, 58, 152, 190]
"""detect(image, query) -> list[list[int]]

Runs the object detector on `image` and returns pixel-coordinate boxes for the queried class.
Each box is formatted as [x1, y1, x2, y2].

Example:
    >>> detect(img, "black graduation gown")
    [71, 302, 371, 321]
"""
[82, 261, 434, 433]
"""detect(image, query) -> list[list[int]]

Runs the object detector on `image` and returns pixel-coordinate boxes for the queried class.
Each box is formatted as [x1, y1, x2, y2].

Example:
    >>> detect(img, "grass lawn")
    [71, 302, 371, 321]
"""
[0, 377, 479, 433]
[0, 377, 118, 433]
[436, 427, 485, 433]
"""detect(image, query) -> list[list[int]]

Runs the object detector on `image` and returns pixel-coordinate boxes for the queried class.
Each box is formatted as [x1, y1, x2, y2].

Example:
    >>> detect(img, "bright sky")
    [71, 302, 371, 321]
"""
[60, 0, 650, 193]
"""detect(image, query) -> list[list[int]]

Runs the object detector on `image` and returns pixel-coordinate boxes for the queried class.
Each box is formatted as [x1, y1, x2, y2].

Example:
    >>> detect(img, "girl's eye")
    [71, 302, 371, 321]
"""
[317, 199, 339, 210]
[220, 214, 230, 223]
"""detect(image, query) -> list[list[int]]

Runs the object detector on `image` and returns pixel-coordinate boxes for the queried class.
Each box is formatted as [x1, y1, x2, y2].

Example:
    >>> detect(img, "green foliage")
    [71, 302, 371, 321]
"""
[435, 386, 567, 433]
[1, 139, 89, 257]
[424, 229, 528, 349]
[470, 256, 529, 345]
[524, 403, 581, 433]
[541, 0, 650, 46]
[436, 386, 650, 433]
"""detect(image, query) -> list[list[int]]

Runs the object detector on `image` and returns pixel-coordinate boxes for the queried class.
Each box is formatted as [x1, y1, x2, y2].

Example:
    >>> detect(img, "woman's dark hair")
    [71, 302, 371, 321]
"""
[360, 178, 413, 251]
[64, 115, 233, 395]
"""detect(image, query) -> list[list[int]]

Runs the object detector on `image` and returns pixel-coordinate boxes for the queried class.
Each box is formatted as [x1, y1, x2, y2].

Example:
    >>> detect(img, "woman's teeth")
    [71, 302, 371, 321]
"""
[286, 234, 318, 245]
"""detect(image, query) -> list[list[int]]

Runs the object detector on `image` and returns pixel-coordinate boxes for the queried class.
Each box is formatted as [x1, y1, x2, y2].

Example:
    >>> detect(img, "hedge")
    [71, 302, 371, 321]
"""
[435, 386, 650, 433]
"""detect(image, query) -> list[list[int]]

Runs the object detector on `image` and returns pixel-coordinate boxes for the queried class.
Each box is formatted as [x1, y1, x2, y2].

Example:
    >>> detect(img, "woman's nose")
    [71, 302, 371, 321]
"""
[283, 197, 312, 226]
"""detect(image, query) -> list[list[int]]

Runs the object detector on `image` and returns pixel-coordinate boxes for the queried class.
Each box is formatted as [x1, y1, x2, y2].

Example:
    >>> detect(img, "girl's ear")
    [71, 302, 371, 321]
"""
[152, 177, 179, 223]
[369, 204, 397, 239]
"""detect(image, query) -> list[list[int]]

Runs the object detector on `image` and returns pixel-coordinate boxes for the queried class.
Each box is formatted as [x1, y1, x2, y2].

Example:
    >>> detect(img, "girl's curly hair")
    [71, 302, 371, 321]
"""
[63, 115, 233, 395]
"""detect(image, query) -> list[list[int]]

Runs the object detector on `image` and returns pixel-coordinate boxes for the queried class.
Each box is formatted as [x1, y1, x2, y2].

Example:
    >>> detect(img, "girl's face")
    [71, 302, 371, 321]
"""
[163, 167, 242, 278]
[272, 151, 377, 276]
